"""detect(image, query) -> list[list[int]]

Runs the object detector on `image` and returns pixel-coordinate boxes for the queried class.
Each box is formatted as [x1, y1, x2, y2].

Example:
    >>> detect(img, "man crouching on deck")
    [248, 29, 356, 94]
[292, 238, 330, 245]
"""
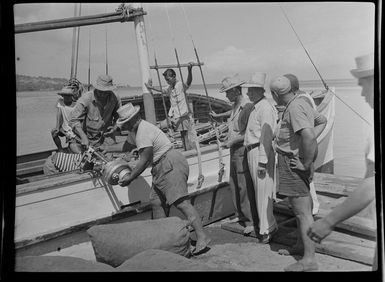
[270, 75, 321, 272]
[101, 103, 211, 254]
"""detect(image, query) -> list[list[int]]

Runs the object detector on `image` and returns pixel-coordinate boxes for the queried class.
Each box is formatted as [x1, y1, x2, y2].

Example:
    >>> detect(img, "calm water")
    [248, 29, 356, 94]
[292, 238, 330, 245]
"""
[16, 82, 374, 178]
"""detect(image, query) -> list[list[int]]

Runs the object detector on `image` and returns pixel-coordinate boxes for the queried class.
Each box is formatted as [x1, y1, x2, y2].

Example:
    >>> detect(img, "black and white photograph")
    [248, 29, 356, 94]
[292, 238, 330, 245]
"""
[6, 1, 382, 274]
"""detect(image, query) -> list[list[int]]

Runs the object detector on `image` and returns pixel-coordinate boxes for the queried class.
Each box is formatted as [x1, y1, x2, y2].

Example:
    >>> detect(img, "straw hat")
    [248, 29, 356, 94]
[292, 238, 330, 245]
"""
[219, 74, 246, 93]
[116, 103, 141, 128]
[269, 76, 292, 95]
[242, 72, 266, 88]
[350, 53, 374, 78]
[94, 74, 116, 91]
[57, 86, 75, 96]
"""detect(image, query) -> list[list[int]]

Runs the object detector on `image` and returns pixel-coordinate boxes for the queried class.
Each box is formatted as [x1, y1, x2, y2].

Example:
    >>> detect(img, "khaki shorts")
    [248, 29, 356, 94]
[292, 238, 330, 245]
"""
[150, 149, 189, 206]
[173, 116, 192, 132]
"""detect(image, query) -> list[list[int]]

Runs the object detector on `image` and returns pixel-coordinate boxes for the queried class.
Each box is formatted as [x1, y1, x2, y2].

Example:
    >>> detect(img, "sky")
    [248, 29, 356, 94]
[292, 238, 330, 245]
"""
[13, 2, 376, 86]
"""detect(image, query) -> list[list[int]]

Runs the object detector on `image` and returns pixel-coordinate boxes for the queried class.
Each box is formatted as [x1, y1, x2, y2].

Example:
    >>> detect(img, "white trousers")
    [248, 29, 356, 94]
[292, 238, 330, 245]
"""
[247, 147, 277, 235]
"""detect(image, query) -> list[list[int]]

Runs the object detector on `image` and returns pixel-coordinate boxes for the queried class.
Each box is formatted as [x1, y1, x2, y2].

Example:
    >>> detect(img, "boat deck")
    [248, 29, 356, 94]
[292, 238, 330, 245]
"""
[15, 172, 377, 271]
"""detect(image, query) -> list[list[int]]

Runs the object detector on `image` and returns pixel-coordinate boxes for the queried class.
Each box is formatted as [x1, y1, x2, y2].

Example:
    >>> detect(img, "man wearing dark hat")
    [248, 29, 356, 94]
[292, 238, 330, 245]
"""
[307, 53, 377, 270]
[69, 74, 121, 149]
[102, 103, 211, 254]
[211, 74, 255, 233]
[270, 75, 323, 271]
[145, 63, 195, 151]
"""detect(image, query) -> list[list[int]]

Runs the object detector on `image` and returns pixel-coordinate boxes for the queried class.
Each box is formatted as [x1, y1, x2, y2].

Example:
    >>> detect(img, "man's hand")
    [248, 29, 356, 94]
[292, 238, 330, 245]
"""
[307, 218, 333, 244]
[52, 128, 60, 138]
[187, 61, 194, 71]
[289, 157, 309, 171]
[80, 135, 89, 149]
[104, 125, 118, 137]
[145, 79, 153, 91]
[257, 163, 267, 178]
[209, 110, 219, 118]
[118, 173, 133, 187]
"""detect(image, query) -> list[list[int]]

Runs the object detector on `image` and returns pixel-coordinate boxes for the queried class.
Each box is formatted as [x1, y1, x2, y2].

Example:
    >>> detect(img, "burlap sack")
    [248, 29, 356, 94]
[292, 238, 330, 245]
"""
[87, 217, 191, 267]
[15, 255, 114, 272]
[115, 249, 221, 272]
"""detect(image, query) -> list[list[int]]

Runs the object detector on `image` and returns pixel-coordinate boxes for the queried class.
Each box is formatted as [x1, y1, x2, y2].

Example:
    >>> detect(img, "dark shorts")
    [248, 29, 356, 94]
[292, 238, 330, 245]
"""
[149, 149, 189, 206]
[277, 154, 311, 197]
[173, 116, 192, 132]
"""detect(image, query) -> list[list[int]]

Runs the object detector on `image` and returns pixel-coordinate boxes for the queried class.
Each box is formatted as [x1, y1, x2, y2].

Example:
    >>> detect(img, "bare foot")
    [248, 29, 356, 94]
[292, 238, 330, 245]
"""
[284, 259, 318, 272]
[193, 236, 211, 254]
[278, 245, 304, 256]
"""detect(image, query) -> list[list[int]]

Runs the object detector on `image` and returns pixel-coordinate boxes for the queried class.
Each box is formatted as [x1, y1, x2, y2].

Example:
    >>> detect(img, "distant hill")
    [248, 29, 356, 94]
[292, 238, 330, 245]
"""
[16, 74, 69, 91]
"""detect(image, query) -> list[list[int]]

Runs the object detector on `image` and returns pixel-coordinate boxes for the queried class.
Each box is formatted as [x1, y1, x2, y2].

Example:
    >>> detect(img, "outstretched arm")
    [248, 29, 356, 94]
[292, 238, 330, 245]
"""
[118, 146, 153, 187]
[185, 62, 194, 89]
[307, 176, 375, 242]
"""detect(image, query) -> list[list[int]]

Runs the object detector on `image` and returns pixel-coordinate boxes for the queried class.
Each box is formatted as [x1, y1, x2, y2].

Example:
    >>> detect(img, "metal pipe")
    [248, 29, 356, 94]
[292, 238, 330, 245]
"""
[150, 62, 203, 70]
[15, 11, 146, 34]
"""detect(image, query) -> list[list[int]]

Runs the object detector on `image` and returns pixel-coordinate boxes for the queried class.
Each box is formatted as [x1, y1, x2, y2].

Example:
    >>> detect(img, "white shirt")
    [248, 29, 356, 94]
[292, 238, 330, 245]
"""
[126, 120, 173, 163]
[244, 98, 278, 163]
[57, 98, 76, 138]
[167, 81, 189, 119]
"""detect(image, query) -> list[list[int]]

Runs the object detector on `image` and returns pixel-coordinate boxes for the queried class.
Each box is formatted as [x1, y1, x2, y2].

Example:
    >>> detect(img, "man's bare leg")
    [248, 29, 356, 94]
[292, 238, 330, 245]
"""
[175, 199, 211, 253]
[284, 195, 318, 271]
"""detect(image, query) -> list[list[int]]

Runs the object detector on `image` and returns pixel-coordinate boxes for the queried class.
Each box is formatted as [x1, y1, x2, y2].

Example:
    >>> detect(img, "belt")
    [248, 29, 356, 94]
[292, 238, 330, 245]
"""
[153, 147, 173, 166]
[245, 142, 260, 152]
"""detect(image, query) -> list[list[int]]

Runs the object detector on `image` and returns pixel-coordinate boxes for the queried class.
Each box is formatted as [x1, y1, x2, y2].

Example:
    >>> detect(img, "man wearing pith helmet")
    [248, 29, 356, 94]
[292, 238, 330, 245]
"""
[210, 74, 255, 234]
[69, 74, 121, 149]
[102, 103, 211, 255]
[242, 72, 278, 242]
[270, 75, 323, 271]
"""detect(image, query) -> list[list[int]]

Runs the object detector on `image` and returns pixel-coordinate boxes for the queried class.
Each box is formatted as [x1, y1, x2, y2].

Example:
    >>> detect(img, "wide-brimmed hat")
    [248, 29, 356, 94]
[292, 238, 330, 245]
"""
[116, 103, 141, 128]
[57, 86, 75, 96]
[269, 76, 291, 95]
[242, 72, 266, 88]
[219, 74, 246, 93]
[94, 74, 116, 91]
[350, 53, 374, 78]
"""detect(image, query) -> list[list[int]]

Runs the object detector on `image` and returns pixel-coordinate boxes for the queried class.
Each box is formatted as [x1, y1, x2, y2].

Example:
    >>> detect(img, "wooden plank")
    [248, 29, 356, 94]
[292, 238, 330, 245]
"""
[222, 221, 375, 266]
[272, 226, 375, 266]
[273, 200, 376, 239]
[16, 171, 96, 195]
[313, 172, 362, 197]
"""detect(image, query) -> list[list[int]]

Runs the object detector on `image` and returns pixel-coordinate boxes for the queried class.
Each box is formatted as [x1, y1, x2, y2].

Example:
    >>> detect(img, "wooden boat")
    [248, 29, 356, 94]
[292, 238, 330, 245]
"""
[16, 92, 232, 182]
[14, 4, 336, 260]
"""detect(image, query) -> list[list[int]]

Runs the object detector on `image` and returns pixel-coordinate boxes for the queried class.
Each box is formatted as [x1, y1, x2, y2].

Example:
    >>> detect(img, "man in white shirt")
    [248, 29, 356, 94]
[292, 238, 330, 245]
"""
[102, 103, 211, 254]
[145, 64, 195, 151]
[242, 72, 278, 243]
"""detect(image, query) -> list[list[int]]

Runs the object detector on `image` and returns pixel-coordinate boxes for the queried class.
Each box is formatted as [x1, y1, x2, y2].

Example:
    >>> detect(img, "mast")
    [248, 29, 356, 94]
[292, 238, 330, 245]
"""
[131, 3, 156, 125]
[105, 25, 109, 75]
[70, 4, 81, 78]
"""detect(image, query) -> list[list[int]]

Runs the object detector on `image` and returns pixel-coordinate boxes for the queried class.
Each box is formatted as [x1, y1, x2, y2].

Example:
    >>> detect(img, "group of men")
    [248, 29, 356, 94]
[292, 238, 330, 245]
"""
[49, 52, 376, 271]
[210, 71, 327, 271]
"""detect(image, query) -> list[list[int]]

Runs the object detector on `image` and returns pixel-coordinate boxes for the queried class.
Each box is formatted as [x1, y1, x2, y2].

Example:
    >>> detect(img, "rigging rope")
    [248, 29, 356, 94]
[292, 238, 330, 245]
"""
[279, 4, 372, 127]
[180, 3, 225, 182]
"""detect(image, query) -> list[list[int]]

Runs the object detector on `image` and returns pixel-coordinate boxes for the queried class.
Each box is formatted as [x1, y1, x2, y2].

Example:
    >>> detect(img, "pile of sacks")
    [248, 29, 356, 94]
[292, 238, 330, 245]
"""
[16, 217, 231, 272]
